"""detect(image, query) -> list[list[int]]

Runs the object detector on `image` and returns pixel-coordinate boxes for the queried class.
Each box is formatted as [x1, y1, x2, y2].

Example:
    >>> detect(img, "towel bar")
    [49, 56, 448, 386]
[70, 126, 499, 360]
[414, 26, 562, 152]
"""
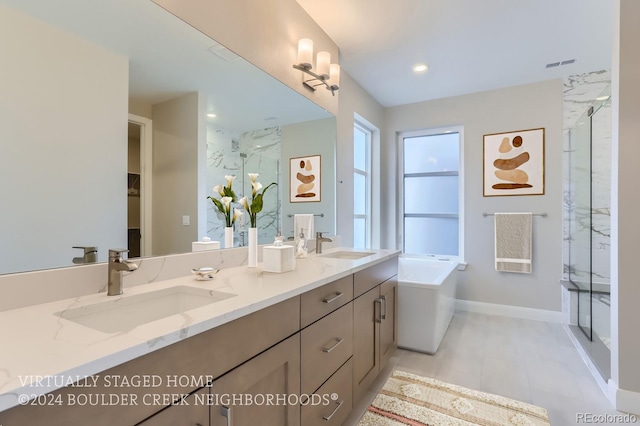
[287, 213, 324, 218]
[482, 212, 547, 217]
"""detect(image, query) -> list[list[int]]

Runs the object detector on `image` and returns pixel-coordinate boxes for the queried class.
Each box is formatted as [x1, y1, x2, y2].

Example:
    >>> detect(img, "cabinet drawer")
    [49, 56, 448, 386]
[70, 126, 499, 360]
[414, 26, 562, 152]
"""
[301, 358, 353, 426]
[301, 302, 353, 395]
[354, 257, 398, 297]
[301, 275, 353, 328]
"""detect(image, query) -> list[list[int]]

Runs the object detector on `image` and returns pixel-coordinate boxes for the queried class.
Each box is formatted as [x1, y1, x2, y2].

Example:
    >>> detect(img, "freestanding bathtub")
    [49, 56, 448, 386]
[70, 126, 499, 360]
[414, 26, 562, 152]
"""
[397, 255, 458, 354]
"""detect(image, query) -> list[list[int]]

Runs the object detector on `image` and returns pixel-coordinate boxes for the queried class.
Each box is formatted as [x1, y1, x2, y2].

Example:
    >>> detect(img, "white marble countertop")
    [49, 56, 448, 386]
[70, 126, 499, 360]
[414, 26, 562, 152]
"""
[0, 247, 400, 412]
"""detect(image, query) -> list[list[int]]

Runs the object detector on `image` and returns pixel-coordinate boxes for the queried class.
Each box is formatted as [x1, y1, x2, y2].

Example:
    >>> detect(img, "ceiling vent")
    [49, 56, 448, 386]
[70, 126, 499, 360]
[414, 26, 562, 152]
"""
[208, 42, 241, 62]
[546, 58, 577, 69]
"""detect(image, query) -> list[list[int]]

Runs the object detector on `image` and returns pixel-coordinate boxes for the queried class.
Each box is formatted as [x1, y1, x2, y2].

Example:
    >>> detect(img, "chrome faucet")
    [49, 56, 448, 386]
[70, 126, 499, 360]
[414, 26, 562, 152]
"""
[315, 232, 333, 254]
[108, 249, 138, 296]
[72, 246, 98, 264]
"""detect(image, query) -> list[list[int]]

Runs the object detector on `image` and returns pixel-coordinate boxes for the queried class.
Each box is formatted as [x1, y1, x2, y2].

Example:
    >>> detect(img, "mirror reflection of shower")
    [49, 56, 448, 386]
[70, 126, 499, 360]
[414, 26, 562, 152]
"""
[206, 126, 283, 247]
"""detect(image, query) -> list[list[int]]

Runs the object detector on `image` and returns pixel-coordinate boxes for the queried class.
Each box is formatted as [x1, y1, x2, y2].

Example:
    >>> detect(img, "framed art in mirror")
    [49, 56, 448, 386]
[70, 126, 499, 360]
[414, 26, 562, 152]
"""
[290, 155, 321, 203]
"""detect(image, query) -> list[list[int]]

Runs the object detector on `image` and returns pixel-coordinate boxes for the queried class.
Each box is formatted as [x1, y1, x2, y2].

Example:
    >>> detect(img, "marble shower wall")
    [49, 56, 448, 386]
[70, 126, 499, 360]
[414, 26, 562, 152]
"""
[206, 125, 281, 246]
[562, 70, 611, 285]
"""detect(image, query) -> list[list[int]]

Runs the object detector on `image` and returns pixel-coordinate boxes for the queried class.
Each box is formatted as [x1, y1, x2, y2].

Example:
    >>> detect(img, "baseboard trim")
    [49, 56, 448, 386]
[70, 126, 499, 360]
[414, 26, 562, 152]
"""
[455, 299, 562, 323]
[609, 381, 640, 415]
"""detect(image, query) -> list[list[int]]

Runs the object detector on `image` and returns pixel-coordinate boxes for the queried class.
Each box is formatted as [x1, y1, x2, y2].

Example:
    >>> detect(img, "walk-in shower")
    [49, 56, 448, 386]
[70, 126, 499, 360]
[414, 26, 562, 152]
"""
[567, 84, 611, 379]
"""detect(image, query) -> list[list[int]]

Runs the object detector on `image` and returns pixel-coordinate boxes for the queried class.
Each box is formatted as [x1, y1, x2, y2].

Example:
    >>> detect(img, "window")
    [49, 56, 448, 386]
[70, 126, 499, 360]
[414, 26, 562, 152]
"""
[401, 128, 463, 256]
[354, 122, 372, 248]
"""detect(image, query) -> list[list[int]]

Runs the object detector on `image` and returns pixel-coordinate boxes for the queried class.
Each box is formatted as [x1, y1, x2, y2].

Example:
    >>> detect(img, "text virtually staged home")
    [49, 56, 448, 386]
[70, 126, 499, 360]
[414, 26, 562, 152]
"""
[1, 0, 639, 425]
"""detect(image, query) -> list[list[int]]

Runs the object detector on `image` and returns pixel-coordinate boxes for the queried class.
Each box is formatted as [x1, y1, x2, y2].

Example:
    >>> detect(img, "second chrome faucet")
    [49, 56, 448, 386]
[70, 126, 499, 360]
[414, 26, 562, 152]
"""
[108, 249, 138, 296]
[315, 232, 332, 254]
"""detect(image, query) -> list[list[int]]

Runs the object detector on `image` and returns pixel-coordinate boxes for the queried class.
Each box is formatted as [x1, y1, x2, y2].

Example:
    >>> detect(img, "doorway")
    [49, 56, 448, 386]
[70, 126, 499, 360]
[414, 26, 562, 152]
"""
[127, 114, 153, 257]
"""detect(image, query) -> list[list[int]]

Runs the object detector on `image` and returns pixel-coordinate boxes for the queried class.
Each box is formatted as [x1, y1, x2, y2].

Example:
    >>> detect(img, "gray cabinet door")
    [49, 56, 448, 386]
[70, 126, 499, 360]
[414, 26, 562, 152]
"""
[352, 286, 380, 402]
[210, 334, 301, 426]
[379, 276, 398, 370]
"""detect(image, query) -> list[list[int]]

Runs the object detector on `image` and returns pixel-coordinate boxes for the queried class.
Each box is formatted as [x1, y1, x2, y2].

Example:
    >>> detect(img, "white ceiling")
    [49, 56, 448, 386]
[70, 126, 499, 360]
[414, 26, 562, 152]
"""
[297, 0, 614, 107]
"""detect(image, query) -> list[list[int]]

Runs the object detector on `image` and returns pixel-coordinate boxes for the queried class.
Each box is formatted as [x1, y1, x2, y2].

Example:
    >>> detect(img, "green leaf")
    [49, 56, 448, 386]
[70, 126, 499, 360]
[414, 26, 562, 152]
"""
[222, 186, 236, 201]
[251, 193, 264, 214]
[208, 196, 226, 215]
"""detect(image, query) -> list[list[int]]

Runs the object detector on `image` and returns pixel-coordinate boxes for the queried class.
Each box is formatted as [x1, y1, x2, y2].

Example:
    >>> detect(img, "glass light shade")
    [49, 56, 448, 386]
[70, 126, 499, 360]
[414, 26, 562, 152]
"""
[327, 63, 340, 88]
[316, 51, 330, 79]
[297, 39, 313, 68]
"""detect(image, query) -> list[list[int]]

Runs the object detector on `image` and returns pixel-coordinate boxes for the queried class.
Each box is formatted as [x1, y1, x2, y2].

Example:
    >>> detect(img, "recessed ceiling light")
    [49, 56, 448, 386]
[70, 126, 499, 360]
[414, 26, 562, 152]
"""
[207, 113, 217, 118]
[412, 64, 428, 74]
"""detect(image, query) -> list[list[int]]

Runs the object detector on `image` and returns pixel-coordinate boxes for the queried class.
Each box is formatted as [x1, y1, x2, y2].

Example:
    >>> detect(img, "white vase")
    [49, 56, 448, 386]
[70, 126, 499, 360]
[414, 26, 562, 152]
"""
[225, 227, 233, 249]
[248, 227, 258, 267]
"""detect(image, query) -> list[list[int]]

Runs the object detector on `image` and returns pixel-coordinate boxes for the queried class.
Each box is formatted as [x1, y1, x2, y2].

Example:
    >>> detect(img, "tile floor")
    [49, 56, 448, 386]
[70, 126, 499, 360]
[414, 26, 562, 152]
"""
[343, 311, 625, 425]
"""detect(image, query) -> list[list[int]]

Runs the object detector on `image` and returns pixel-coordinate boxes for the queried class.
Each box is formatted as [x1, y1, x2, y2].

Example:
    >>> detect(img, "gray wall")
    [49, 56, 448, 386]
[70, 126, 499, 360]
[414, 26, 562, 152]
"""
[612, 0, 640, 399]
[152, 92, 201, 255]
[384, 80, 564, 311]
[0, 4, 129, 273]
[281, 118, 337, 239]
[336, 72, 385, 248]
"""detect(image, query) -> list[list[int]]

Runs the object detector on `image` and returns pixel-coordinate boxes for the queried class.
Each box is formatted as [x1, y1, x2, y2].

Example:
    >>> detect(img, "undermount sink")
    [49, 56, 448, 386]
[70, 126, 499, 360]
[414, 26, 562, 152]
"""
[319, 251, 375, 260]
[56, 286, 236, 333]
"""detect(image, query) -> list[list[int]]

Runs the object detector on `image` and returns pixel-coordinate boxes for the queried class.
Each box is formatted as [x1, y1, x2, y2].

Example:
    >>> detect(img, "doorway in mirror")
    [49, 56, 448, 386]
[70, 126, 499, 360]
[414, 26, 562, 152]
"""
[128, 114, 153, 258]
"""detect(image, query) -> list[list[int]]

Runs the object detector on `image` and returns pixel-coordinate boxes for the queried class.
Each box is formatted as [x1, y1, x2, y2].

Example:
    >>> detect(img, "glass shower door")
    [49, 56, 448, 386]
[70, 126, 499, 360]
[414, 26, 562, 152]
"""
[569, 108, 592, 338]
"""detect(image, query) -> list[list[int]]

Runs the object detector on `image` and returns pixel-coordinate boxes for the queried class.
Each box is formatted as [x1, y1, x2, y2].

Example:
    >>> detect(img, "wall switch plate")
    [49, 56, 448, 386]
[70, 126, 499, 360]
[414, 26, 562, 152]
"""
[182, 215, 190, 226]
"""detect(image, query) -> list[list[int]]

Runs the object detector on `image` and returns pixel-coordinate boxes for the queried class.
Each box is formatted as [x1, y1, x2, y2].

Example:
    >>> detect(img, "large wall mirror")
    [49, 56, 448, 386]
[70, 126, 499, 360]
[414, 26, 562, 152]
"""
[0, 0, 337, 275]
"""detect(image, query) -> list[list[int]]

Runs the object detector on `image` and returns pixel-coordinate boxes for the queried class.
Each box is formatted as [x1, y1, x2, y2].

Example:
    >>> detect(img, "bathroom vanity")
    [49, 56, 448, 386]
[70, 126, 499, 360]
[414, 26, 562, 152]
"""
[0, 248, 399, 425]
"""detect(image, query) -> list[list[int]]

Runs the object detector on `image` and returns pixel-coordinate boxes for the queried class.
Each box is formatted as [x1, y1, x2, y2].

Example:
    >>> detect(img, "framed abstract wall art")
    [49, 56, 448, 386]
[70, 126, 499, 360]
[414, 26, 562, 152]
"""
[290, 155, 321, 202]
[483, 128, 545, 196]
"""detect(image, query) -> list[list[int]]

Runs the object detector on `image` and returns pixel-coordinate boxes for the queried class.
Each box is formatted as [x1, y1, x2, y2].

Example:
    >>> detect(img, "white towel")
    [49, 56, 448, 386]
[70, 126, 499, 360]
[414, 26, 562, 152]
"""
[294, 214, 315, 241]
[494, 212, 532, 273]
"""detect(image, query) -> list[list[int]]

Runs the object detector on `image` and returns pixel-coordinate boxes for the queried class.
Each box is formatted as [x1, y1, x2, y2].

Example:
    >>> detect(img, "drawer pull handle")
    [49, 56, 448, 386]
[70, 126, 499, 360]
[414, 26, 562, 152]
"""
[322, 399, 344, 421]
[322, 337, 344, 353]
[323, 292, 343, 304]
[380, 295, 387, 320]
[375, 298, 382, 323]
[220, 405, 232, 426]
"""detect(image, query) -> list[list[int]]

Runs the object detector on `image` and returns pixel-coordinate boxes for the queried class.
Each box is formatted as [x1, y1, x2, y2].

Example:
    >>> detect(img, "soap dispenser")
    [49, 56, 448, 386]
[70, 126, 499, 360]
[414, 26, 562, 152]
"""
[296, 231, 308, 258]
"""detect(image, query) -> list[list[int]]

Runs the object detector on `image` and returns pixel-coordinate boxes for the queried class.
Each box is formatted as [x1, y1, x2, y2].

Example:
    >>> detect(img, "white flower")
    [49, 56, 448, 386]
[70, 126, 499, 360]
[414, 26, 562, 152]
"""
[239, 196, 251, 213]
[221, 196, 232, 210]
[224, 175, 236, 187]
[248, 173, 259, 183]
[251, 181, 263, 195]
[213, 184, 224, 196]
[232, 208, 243, 222]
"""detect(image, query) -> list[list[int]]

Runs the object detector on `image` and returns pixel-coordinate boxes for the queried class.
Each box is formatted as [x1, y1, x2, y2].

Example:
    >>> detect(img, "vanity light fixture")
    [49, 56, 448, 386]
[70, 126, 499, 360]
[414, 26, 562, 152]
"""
[293, 38, 340, 96]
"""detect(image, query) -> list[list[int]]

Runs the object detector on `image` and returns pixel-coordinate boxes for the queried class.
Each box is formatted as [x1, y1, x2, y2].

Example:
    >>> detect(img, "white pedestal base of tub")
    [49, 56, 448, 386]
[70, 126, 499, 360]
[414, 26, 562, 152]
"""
[397, 255, 458, 354]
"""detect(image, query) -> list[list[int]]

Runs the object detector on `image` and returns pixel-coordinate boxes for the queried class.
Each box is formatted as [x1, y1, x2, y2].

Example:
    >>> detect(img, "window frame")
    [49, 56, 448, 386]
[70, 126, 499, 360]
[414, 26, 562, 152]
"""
[354, 121, 372, 248]
[398, 126, 464, 259]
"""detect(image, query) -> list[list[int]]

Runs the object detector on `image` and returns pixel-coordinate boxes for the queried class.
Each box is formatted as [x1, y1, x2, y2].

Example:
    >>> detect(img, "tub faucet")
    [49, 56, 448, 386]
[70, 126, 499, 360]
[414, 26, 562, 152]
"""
[315, 232, 332, 254]
[108, 249, 138, 296]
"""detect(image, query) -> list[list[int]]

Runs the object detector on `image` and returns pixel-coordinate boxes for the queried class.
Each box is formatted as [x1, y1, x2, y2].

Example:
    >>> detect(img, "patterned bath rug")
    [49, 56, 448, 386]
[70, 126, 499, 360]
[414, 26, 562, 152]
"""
[358, 370, 550, 426]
